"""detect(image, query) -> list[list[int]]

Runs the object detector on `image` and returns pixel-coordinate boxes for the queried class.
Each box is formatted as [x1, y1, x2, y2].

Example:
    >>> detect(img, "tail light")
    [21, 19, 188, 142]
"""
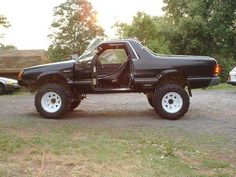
[214, 64, 221, 76]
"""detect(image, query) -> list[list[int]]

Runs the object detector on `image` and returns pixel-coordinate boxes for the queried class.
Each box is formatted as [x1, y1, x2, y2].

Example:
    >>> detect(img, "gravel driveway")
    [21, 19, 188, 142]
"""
[0, 89, 236, 143]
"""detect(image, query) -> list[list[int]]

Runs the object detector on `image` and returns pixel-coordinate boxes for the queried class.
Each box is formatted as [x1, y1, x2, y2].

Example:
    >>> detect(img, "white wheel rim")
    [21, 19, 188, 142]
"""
[161, 92, 183, 114]
[41, 92, 62, 113]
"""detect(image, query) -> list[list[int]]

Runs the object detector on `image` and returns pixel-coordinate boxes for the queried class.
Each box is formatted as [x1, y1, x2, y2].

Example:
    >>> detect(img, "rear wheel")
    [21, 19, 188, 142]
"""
[0, 84, 5, 95]
[153, 83, 189, 120]
[35, 83, 71, 119]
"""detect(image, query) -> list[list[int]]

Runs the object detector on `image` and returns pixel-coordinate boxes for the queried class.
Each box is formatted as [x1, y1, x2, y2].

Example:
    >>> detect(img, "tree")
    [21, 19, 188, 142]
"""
[0, 15, 10, 40]
[163, 0, 236, 81]
[0, 44, 17, 50]
[48, 0, 104, 61]
[163, 0, 236, 57]
[0, 15, 17, 50]
[115, 12, 172, 54]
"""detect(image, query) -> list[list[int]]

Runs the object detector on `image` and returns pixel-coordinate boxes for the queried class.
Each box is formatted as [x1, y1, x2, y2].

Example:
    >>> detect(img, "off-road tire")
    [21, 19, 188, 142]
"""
[153, 83, 190, 120]
[70, 100, 81, 111]
[146, 94, 154, 108]
[35, 83, 71, 119]
[0, 84, 5, 95]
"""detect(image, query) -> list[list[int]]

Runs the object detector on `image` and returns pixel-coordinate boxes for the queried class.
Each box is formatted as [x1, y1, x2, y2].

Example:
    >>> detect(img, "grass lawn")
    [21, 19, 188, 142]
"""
[207, 83, 235, 90]
[0, 119, 235, 177]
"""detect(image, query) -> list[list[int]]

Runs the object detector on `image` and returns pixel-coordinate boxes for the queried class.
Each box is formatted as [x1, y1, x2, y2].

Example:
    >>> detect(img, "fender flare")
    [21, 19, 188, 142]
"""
[156, 69, 192, 97]
[37, 71, 69, 84]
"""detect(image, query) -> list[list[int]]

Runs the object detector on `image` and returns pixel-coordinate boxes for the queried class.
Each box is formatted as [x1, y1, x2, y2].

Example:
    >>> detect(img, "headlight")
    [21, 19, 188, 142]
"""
[18, 70, 24, 80]
[6, 80, 15, 85]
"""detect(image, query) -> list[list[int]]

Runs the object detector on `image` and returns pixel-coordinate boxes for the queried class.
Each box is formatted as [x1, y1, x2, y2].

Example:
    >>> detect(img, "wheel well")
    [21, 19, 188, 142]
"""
[38, 75, 68, 89]
[156, 72, 192, 96]
[157, 73, 188, 87]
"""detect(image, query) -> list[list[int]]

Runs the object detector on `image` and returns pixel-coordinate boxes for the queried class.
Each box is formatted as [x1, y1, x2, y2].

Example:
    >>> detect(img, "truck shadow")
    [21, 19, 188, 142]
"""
[65, 109, 159, 120]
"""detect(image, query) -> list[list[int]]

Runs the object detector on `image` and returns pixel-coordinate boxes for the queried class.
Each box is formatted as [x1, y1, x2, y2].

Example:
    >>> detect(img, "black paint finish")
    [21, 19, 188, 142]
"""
[18, 39, 220, 93]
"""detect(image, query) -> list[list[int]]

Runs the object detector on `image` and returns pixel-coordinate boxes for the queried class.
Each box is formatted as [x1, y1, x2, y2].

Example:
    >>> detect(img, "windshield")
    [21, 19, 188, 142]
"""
[77, 37, 105, 61]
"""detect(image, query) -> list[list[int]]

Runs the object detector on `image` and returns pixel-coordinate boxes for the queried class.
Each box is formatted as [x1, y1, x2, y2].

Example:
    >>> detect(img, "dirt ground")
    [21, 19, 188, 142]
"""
[0, 89, 235, 141]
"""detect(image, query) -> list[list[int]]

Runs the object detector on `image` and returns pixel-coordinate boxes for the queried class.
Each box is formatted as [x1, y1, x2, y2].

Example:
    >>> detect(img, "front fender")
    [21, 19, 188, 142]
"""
[37, 71, 70, 83]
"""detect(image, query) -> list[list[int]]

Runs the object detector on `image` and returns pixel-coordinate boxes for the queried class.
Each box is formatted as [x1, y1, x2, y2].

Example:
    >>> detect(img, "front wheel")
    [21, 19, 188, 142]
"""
[153, 84, 190, 120]
[35, 83, 71, 119]
[70, 100, 81, 111]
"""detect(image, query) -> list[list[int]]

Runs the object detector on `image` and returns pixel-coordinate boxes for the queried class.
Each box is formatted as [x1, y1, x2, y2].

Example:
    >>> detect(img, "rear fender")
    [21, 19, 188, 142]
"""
[156, 69, 192, 97]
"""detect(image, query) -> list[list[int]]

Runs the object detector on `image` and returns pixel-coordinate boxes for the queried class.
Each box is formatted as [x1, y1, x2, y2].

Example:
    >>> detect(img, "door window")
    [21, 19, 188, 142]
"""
[99, 49, 127, 64]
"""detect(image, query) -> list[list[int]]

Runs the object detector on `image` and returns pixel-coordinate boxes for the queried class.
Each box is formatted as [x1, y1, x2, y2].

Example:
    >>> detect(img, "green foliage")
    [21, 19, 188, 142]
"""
[218, 57, 235, 82]
[115, 12, 172, 54]
[203, 159, 230, 169]
[0, 133, 25, 154]
[48, 0, 104, 62]
[163, 0, 236, 58]
[207, 83, 234, 90]
[0, 15, 16, 49]
[0, 15, 9, 41]
[0, 44, 17, 50]
[0, 15, 10, 28]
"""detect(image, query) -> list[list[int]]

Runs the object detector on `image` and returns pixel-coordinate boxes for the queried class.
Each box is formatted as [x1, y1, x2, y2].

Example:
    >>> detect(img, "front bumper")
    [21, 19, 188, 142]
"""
[18, 80, 26, 86]
[209, 77, 221, 86]
[4, 84, 21, 92]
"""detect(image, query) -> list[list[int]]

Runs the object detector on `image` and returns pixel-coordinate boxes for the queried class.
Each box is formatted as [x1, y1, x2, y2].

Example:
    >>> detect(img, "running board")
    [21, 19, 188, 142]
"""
[93, 88, 133, 93]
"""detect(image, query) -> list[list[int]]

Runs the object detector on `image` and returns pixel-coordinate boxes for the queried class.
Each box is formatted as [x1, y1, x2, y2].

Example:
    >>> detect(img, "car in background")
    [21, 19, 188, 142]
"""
[228, 67, 236, 86]
[0, 77, 21, 95]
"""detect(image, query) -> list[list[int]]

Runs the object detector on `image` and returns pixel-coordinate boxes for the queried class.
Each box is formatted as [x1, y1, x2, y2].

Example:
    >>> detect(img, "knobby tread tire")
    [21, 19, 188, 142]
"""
[35, 83, 71, 119]
[153, 83, 190, 120]
[70, 100, 81, 111]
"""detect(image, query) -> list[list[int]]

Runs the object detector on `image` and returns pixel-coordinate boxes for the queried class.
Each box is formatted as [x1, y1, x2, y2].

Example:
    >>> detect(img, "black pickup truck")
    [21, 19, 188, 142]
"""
[18, 38, 220, 120]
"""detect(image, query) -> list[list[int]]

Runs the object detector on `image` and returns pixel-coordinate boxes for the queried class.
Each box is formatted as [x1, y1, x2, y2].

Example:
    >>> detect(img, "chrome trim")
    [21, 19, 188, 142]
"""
[187, 77, 212, 81]
[62, 70, 72, 73]
[127, 41, 139, 59]
[69, 80, 92, 85]
[134, 78, 157, 83]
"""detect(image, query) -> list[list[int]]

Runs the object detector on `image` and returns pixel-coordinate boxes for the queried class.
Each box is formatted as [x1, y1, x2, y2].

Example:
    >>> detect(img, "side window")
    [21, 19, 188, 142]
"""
[99, 48, 127, 64]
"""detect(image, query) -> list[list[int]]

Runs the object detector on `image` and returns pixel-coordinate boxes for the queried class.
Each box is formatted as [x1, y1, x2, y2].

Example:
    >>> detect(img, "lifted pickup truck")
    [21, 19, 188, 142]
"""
[18, 38, 220, 120]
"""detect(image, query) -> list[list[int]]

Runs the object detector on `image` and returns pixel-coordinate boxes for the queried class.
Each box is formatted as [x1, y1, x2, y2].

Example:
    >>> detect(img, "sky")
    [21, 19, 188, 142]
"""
[0, 0, 164, 50]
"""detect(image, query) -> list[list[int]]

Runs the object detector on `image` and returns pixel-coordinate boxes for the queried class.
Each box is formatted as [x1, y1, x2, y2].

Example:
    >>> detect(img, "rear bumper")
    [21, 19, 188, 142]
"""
[209, 77, 221, 86]
[227, 81, 236, 86]
[188, 76, 220, 88]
